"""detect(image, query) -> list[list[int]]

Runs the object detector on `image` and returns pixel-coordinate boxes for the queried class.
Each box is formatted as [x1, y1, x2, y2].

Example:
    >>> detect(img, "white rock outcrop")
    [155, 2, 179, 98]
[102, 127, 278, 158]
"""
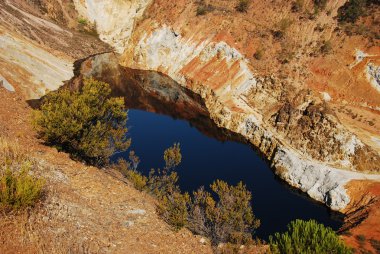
[73, 0, 152, 53]
[0, 33, 73, 98]
[366, 63, 380, 93]
[121, 26, 380, 211]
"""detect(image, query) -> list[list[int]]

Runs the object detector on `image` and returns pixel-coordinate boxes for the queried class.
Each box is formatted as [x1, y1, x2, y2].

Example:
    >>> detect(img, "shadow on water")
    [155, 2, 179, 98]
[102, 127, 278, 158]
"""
[28, 53, 344, 240]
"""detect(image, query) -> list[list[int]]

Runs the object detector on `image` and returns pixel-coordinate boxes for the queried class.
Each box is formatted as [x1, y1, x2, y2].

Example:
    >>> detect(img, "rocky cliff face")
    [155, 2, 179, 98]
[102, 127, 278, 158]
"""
[70, 0, 380, 211]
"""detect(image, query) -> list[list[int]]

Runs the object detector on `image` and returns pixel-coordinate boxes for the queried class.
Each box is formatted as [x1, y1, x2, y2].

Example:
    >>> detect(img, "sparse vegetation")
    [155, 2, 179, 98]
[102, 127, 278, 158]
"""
[0, 168, 44, 211]
[273, 18, 293, 39]
[356, 234, 366, 243]
[278, 47, 295, 64]
[78, 17, 88, 26]
[0, 138, 44, 211]
[189, 181, 260, 245]
[269, 220, 353, 254]
[148, 143, 182, 199]
[338, 0, 367, 23]
[253, 48, 264, 60]
[320, 40, 333, 54]
[236, 0, 250, 13]
[114, 143, 260, 247]
[337, 0, 380, 40]
[292, 0, 304, 12]
[370, 239, 380, 252]
[115, 154, 147, 191]
[314, 0, 328, 10]
[157, 191, 190, 231]
[195, 0, 214, 16]
[33, 78, 130, 166]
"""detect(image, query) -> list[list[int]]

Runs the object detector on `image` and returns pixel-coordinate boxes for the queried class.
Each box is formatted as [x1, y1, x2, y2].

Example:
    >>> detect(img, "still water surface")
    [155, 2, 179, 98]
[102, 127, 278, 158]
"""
[114, 109, 342, 239]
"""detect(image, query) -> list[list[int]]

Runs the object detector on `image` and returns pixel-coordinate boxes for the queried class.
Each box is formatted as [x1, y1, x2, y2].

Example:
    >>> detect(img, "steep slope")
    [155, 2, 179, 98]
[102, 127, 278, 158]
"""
[0, 1, 213, 253]
[0, 88, 213, 253]
[102, 0, 380, 211]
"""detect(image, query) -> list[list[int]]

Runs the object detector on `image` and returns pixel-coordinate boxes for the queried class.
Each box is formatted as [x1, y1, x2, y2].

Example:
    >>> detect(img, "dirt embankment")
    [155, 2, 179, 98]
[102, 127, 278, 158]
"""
[0, 87, 213, 253]
[0, 1, 213, 253]
[341, 180, 380, 253]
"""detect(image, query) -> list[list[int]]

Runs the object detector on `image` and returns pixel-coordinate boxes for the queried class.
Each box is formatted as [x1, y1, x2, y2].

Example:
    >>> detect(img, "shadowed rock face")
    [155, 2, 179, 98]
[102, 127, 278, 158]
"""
[67, 52, 246, 144]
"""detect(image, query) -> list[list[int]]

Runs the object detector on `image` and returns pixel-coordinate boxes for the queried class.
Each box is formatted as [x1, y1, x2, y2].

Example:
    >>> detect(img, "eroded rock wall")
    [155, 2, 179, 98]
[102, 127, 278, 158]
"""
[115, 2, 380, 210]
[73, 0, 152, 53]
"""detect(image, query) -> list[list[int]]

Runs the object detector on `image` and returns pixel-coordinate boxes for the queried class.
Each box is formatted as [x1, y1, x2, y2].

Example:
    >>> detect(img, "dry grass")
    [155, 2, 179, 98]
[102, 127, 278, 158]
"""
[0, 136, 44, 211]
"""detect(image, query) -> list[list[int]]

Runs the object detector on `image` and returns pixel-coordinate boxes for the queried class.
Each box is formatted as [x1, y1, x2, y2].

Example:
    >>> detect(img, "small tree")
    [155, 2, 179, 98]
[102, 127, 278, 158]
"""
[337, 0, 367, 23]
[314, 0, 328, 10]
[148, 143, 182, 198]
[157, 191, 190, 231]
[236, 0, 250, 12]
[33, 78, 130, 165]
[269, 220, 353, 254]
[115, 157, 147, 191]
[189, 180, 260, 245]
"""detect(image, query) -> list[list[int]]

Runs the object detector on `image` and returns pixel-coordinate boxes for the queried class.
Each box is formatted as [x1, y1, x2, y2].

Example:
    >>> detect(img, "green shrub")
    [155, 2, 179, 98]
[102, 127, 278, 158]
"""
[157, 191, 190, 231]
[0, 137, 44, 211]
[292, 0, 304, 12]
[148, 143, 182, 198]
[0, 166, 44, 211]
[314, 0, 328, 10]
[78, 17, 88, 25]
[273, 18, 293, 39]
[370, 239, 380, 252]
[33, 78, 130, 166]
[269, 219, 353, 254]
[189, 180, 260, 245]
[236, 0, 250, 12]
[195, 1, 214, 16]
[115, 156, 147, 191]
[356, 234, 366, 243]
[253, 49, 264, 60]
[163, 143, 181, 169]
[196, 5, 207, 16]
[320, 40, 333, 54]
[337, 0, 367, 23]
[278, 47, 295, 64]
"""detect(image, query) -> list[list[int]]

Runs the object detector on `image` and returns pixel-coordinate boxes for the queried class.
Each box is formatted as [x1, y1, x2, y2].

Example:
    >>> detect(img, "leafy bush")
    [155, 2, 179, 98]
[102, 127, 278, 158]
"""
[147, 143, 187, 230]
[278, 47, 295, 64]
[0, 137, 44, 211]
[273, 18, 293, 39]
[148, 143, 182, 199]
[370, 239, 380, 252]
[253, 49, 264, 60]
[114, 143, 260, 244]
[33, 78, 130, 166]
[269, 219, 353, 254]
[0, 167, 44, 211]
[292, 0, 304, 12]
[338, 0, 367, 23]
[115, 155, 147, 191]
[157, 191, 190, 231]
[195, 0, 214, 16]
[236, 0, 250, 12]
[78, 17, 88, 25]
[314, 0, 328, 10]
[320, 40, 332, 54]
[189, 181, 260, 245]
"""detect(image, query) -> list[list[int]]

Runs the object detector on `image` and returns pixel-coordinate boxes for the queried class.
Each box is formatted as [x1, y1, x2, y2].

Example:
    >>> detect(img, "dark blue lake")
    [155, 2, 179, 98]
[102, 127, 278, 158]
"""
[114, 109, 342, 240]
